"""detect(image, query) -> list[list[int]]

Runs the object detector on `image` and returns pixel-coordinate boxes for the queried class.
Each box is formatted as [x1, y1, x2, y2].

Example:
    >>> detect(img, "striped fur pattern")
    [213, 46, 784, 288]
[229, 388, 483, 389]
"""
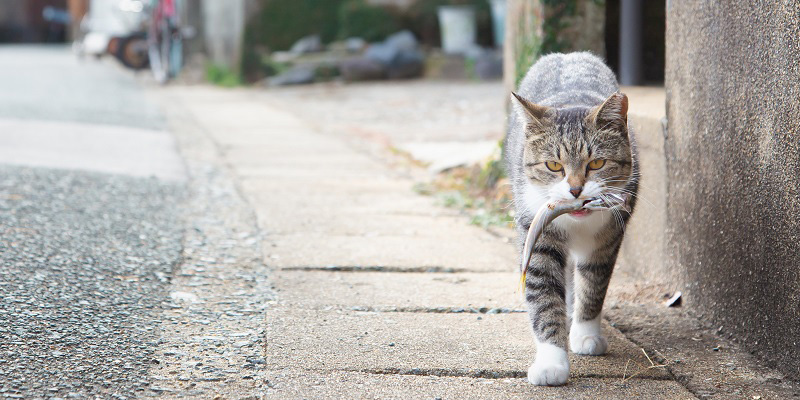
[504, 52, 639, 386]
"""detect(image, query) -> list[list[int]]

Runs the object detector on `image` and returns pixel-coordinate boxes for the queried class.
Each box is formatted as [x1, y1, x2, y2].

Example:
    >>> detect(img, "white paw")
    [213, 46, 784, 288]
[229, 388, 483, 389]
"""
[570, 334, 608, 355]
[527, 343, 569, 386]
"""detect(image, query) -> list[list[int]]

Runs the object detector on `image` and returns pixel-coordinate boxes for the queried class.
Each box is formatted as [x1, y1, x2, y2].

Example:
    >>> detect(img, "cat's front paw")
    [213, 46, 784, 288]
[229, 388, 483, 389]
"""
[527, 344, 569, 386]
[527, 360, 569, 386]
[569, 334, 608, 355]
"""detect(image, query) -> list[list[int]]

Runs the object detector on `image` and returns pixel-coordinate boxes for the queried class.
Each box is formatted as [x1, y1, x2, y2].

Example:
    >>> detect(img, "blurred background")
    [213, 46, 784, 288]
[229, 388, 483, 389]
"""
[0, 0, 664, 86]
[0, 0, 668, 236]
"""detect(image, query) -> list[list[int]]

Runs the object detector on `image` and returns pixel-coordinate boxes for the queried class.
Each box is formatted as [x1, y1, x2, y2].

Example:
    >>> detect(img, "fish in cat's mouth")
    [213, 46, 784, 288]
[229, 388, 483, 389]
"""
[520, 193, 630, 277]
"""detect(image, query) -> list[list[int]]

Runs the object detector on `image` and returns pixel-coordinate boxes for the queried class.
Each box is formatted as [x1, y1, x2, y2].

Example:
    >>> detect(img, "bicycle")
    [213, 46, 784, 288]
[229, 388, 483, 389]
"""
[146, 0, 184, 84]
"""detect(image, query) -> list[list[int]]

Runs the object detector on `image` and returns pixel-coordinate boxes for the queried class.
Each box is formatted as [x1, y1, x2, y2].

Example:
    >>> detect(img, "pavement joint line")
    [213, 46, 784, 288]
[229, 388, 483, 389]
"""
[278, 266, 508, 273]
[348, 306, 526, 314]
[354, 368, 675, 381]
[358, 367, 527, 379]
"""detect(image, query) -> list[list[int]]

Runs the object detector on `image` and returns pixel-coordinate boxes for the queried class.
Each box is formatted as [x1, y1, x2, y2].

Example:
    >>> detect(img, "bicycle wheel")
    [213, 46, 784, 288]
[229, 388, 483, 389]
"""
[117, 34, 149, 70]
[159, 17, 171, 81]
[147, 6, 169, 84]
[168, 28, 182, 78]
[168, 0, 184, 78]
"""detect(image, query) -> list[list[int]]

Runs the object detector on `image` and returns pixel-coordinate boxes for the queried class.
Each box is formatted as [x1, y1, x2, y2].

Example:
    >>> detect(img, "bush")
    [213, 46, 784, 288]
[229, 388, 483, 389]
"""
[245, 0, 344, 52]
[337, 0, 402, 42]
[206, 64, 241, 87]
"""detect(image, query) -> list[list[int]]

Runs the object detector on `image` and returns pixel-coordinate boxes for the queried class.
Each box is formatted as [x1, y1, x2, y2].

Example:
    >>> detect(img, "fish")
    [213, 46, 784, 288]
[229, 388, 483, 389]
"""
[519, 193, 630, 287]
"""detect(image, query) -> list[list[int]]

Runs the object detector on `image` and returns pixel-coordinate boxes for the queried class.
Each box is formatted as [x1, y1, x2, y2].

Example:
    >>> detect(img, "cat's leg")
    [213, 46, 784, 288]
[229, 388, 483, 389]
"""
[569, 236, 621, 356]
[525, 241, 569, 386]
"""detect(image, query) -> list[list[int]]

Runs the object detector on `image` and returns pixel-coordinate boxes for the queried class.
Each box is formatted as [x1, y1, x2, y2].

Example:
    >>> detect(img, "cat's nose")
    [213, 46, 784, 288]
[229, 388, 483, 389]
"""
[569, 187, 583, 198]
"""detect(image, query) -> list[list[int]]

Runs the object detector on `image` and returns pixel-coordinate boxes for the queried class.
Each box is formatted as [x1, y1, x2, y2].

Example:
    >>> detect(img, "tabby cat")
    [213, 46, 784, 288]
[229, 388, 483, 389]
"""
[504, 52, 639, 386]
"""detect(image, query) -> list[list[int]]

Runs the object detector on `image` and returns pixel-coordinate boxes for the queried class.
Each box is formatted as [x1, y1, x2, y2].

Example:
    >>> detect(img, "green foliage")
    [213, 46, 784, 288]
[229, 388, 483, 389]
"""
[337, 0, 402, 42]
[464, 57, 476, 80]
[263, 57, 291, 77]
[245, 0, 344, 52]
[514, 27, 541, 87]
[541, 0, 579, 53]
[470, 208, 513, 229]
[206, 64, 241, 87]
[417, 140, 513, 229]
[239, 44, 263, 83]
[514, 0, 599, 86]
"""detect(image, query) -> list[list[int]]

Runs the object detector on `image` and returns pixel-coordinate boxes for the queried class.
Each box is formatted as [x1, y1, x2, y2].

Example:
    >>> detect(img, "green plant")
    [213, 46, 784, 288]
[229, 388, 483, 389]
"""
[337, 0, 402, 42]
[206, 64, 241, 87]
[542, 0, 579, 53]
[464, 57, 476, 80]
[244, 0, 344, 52]
[418, 140, 513, 229]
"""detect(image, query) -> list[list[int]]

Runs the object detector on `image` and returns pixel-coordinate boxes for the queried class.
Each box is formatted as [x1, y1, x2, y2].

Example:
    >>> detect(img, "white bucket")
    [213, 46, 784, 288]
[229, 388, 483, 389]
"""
[437, 5, 477, 54]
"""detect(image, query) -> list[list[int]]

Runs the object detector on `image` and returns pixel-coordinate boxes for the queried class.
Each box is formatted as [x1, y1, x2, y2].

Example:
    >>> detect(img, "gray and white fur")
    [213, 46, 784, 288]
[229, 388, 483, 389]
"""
[504, 52, 639, 386]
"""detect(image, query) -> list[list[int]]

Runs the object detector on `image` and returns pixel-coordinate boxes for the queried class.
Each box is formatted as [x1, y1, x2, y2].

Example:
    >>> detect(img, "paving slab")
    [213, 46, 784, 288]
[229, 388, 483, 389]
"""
[273, 270, 524, 310]
[266, 308, 670, 381]
[233, 163, 384, 179]
[243, 174, 412, 196]
[184, 101, 305, 131]
[261, 212, 497, 238]
[264, 233, 514, 271]
[225, 149, 380, 169]
[266, 369, 694, 400]
[397, 140, 500, 173]
[208, 127, 324, 146]
[252, 189, 451, 220]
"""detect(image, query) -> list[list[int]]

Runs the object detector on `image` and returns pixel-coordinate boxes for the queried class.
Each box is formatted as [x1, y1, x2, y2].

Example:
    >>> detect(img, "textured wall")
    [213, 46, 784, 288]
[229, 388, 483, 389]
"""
[665, 1, 800, 379]
[503, 0, 605, 96]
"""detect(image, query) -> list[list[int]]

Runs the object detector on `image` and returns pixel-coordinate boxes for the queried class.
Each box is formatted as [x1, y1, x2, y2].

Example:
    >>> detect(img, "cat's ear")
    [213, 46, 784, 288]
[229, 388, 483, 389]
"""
[511, 92, 550, 135]
[589, 92, 628, 133]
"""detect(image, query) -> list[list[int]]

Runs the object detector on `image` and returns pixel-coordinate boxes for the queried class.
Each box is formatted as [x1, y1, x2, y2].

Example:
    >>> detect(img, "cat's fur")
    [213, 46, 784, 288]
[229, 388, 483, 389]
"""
[504, 52, 639, 386]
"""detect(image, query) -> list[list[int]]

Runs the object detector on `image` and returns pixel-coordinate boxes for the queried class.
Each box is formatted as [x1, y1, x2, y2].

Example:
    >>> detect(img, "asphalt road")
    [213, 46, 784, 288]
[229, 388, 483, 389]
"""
[0, 46, 185, 398]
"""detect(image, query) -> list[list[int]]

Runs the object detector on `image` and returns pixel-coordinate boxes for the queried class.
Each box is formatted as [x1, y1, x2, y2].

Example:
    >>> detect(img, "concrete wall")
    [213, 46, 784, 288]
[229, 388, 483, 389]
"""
[616, 88, 670, 286]
[665, 1, 800, 379]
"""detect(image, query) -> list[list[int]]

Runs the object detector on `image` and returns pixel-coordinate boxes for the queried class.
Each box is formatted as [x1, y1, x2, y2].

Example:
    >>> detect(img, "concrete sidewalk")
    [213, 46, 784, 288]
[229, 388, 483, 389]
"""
[167, 86, 696, 399]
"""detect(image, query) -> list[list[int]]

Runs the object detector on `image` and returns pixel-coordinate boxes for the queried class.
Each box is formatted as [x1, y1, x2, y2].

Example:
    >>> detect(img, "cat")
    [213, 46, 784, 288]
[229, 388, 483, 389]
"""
[504, 52, 639, 386]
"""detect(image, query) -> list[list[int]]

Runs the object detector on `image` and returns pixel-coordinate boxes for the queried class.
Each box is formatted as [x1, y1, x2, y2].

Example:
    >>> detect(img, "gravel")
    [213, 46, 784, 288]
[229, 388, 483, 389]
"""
[140, 96, 276, 398]
[0, 118, 275, 398]
[144, 162, 273, 398]
[0, 166, 183, 398]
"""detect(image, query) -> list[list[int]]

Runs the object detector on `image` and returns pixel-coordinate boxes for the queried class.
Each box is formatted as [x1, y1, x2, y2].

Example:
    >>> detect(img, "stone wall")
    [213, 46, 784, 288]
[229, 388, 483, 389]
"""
[503, 0, 605, 96]
[665, 1, 800, 379]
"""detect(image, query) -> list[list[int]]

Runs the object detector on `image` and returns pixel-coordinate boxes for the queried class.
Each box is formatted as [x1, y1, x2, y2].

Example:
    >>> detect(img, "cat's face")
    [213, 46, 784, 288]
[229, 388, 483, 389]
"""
[513, 93, 633, 203]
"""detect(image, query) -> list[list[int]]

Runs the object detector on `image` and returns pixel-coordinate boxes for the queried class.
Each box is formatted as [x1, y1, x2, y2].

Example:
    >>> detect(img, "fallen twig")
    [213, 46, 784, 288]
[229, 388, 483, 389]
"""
[621, 348, 669, 383]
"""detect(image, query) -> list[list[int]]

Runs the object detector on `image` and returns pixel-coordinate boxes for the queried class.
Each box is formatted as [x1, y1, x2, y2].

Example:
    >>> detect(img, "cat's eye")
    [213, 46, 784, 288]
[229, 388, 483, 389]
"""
[545, 161, 563, 172]
[587, 159, 606, 170]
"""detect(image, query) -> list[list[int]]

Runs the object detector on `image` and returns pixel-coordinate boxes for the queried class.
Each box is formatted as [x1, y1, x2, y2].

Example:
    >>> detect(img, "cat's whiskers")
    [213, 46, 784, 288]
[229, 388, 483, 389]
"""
[598, 192, 626, 231]
[604, 171, 656, 193]
[598, 192, 625, 230]
[594, 176, 654, 208]
[602, 185, 655, 208]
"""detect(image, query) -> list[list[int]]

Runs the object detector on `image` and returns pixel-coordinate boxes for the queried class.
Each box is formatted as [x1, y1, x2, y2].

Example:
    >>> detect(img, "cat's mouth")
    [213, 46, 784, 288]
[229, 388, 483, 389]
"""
[568, 209, 592, 217]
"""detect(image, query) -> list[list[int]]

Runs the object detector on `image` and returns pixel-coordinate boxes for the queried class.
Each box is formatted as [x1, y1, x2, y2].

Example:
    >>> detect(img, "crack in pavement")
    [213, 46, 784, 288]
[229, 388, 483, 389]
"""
[279, 265, 507, 273]
[348, 306, 526, 314]
[357, 367, 676, 381]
